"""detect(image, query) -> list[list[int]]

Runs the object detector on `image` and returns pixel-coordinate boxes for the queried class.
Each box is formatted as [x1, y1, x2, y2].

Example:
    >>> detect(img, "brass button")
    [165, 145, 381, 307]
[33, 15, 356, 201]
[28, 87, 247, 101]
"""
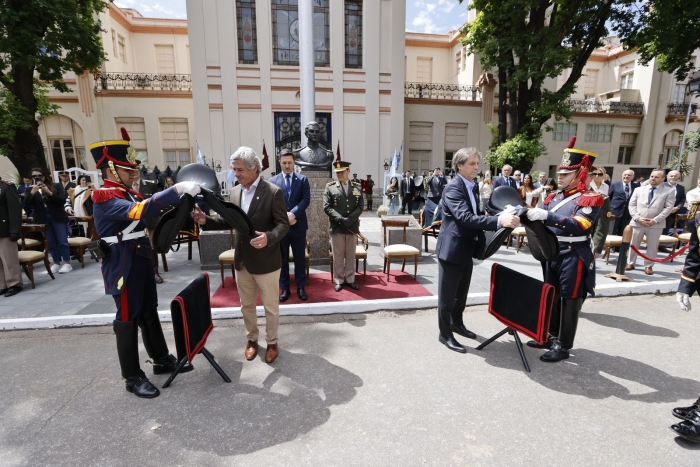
[137, 245, 141, 248]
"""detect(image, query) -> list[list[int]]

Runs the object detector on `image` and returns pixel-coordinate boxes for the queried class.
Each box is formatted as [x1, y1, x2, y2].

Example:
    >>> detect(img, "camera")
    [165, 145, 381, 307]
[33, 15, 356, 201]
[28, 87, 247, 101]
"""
[33, 176, 42, 183]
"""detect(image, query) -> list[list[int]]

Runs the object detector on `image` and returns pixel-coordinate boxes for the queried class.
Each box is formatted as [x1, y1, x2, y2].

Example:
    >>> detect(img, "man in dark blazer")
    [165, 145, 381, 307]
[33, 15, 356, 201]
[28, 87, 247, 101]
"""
[492, 164, 517, 189]
[663, 170, 686, 242]
[435, 148, 520, 353]
[608, 169, 640, 237]
[399, 171, 415, 214]
[269, 149, 311, 301]
[0, 178, 22, 297]
[194, 146, 289, 364]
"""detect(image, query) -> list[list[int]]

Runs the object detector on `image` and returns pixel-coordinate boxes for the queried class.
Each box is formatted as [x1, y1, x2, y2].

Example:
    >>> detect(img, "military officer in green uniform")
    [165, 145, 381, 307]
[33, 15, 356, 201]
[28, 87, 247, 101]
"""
[324, 160, 364, 292]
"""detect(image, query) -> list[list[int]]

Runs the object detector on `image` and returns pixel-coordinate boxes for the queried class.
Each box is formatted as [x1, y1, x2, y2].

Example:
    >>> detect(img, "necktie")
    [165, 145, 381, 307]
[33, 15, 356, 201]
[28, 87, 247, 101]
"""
[648, 187, 656, 204]
[624, 184, 630, 199]
[472, 183, 480, 213]
[285, 174, 291, 198]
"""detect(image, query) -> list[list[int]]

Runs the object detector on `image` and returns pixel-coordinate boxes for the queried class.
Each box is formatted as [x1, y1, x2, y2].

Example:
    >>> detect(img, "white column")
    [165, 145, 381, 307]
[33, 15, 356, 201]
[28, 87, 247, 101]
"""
[298, 0, 316, 146]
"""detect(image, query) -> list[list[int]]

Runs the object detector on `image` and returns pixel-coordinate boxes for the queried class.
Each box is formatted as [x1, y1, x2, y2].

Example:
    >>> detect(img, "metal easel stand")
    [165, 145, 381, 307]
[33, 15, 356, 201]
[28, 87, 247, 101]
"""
[476, 328, 531, 373]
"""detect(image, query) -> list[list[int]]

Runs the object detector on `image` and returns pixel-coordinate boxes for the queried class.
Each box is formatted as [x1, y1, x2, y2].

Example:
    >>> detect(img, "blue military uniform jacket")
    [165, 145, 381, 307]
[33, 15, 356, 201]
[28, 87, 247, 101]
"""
[679, 201, 700, 296]
[542, 187, 603, 298]
[92, 180, 181, 295]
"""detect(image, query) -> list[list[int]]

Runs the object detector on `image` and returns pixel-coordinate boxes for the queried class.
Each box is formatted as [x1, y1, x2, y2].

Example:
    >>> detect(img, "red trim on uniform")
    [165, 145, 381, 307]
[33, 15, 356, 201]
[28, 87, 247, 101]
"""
[120, 285, 129, 321]
[577, 191, 604, 207]
[572, 259, 584, 298]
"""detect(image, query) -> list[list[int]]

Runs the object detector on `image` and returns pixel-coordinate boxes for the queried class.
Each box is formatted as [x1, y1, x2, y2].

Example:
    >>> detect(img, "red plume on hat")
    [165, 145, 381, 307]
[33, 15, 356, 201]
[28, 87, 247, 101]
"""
[120, 127, 131, 142]
[567, 136, 576, 149]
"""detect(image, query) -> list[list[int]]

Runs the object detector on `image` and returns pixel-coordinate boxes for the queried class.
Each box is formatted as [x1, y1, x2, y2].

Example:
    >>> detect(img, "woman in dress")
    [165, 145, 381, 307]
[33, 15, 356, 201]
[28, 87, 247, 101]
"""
[519, 174, 547, 208]
[385, 176, 400, 215]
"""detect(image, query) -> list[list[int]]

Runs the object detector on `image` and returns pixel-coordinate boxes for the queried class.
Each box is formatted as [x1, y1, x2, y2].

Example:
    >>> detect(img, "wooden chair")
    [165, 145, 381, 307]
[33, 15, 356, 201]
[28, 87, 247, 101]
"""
[17, 236, 41, 251]
[506, 226, 527, 252]
[645, 234, 679, 255]
[329, 233, 369, 282]
[379, 219, 420, 281]
[161, 231, 200, 272]
[603, 235, 623, 265]
[18, 224, 55, 288]
[218, 230, 235, 287]
[68, 216, 96, 268]
[288, 236, 311, 283]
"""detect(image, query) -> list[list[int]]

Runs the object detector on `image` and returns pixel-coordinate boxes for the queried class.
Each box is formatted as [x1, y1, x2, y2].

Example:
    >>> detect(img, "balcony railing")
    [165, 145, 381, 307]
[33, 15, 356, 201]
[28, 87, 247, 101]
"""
[668, 103, 697, 116]
[94, 73, 192, 92]
[405, 82, 482, 101]
[565, 99, 645, 115]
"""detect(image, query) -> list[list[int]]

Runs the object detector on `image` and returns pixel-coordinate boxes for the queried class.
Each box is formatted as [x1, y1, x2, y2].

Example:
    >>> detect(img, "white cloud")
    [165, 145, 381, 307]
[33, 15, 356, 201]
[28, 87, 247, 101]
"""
[426, 3, 437, 13]
[412, 11, 437, 34]
[438, 0, 456, 14]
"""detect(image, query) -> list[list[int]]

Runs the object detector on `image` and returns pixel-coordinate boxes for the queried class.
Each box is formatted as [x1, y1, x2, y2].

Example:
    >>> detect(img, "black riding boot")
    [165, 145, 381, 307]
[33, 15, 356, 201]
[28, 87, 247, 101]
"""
[541, 298, 583, 362]
[527, 294, 561, 349]
[113, 320, 160, 398]
[138, 310, 193, 375]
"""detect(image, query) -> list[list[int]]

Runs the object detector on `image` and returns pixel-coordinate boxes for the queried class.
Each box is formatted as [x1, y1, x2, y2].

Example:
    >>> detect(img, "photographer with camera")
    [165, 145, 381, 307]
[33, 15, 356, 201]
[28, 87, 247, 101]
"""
[385, 176, 400, 215]
[24, 167, 72, 274]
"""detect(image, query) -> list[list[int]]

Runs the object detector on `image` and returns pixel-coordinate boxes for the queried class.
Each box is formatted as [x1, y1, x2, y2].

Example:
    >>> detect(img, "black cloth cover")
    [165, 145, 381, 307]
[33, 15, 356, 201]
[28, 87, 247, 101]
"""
[170, 273, 213, 363]
[519, 216, 560, 262]
[488, 263, 555, 343]
[200, 187, 255, 237]
[152, 194, 196, 253]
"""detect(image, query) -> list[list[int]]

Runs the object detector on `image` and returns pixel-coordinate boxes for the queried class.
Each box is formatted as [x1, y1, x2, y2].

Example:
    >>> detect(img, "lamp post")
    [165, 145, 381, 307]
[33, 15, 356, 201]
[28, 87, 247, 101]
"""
[677, 70, 700, 172]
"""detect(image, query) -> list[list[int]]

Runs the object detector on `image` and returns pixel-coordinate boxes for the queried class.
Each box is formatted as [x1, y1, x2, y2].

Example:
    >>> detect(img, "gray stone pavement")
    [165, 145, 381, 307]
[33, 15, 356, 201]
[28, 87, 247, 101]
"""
[1, 294, 699, 466]
[0, 211, 685, 324]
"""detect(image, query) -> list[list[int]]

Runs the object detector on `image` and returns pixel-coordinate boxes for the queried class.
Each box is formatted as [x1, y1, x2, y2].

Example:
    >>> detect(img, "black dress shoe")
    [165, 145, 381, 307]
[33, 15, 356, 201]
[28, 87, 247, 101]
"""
[540, 342, 569, 362]
[4, 286, 21, 297]
[152, 354, 193, 375]
[671, 421, 700, 443]
[125, 371, 160, 398]
[297, 288, 308, 300]
[438, 335, 467, 353]
[450, 323, 476, 339]
[526, 339, 552, 349]
[334, 284, 342, 292]
[0, 288, 7, 296]
[347, 282, 359, 290]
[674, 398, 700, 422]
[279, 289, 291, 302]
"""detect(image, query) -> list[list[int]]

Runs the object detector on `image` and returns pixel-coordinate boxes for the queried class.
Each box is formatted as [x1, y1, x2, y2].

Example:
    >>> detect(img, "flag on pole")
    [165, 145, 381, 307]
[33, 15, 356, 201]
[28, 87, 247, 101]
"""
[388, 147, 397, 178]
[397, 141, 402, 168]
[196, 142, 205, 165]
[261, 142, 269, 171]
[336, 140, 341, 162]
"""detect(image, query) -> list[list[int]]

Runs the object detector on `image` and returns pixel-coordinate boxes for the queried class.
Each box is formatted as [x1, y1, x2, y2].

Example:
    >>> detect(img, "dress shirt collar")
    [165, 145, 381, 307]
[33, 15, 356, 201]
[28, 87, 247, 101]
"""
[243, 175, 261, 193]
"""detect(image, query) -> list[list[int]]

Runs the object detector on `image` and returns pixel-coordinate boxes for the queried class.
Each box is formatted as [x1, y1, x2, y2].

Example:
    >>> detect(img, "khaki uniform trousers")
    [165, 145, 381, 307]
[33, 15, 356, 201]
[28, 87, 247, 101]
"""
[331, 233, 356, 285]
[234, 265, 281, 344]
[628, 225, 662, 268]
[0, 237, 22, 289]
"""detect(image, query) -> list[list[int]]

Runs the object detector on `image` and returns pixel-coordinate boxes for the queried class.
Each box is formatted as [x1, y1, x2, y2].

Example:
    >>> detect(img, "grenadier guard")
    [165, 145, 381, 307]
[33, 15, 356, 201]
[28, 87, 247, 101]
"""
[525, 137, 603, 362]
[323, 160, 364, 292]
[91, 128, 201, 398]
[363, 174, 375, 211]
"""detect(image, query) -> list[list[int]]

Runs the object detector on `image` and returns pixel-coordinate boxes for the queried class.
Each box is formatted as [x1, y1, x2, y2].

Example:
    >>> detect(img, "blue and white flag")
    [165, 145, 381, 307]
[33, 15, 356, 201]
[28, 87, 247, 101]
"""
[227, 148, 237, 184]
[397, 142, 402, 168]
[196, 142, 205, 165]
[388, 147, 397, 178]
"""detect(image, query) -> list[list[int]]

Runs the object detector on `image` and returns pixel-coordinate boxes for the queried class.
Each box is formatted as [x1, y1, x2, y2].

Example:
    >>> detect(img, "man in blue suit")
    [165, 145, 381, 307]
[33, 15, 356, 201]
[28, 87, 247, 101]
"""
[608, 169, 639, 237]
[492, 164, 517, 189]
[435, 148, 520, 353]
[269, 149, 311, 301]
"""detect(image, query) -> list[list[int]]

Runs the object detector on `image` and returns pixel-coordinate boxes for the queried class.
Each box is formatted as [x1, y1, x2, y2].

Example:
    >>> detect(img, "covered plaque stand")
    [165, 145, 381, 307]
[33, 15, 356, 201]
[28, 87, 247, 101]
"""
[476, 263, 555, 372]
[163, 273, 231, 388]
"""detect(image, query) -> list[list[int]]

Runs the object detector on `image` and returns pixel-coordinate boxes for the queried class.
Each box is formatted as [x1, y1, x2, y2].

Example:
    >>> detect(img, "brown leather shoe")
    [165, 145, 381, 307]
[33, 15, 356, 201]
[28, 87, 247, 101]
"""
[265, 344, 279, 363]
[645, 267, 653, 275]
[245, 340, 258, 361]
[625, 264, 635, 271]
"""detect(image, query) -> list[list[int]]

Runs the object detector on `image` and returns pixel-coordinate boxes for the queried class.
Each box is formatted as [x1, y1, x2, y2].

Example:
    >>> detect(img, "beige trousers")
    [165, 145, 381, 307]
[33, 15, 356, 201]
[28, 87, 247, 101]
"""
[331, 233, 356, 285]
[628, 226, 662, 268]
[234, 265, 281, 344]
[0, 237, 22, 289]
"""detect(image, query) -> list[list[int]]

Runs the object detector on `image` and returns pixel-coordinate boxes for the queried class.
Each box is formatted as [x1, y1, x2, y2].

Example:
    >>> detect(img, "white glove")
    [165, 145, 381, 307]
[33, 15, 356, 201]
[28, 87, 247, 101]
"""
[677, 292, 691, 311]
[173, 181, 201, 197]
[526, 207, 548, 222]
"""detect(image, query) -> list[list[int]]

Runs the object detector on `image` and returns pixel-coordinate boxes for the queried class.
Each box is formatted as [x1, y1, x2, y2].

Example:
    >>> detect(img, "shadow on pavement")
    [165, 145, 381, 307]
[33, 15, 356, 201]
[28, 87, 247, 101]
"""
[472, 338, 700, 402]
[581, 312, 680, 338]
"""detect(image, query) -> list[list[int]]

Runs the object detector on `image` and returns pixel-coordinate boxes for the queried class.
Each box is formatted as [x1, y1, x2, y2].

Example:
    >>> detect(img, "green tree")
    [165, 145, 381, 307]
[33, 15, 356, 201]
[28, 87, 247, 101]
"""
[459, 0, 699, 174]
[0, 0, 107, 177]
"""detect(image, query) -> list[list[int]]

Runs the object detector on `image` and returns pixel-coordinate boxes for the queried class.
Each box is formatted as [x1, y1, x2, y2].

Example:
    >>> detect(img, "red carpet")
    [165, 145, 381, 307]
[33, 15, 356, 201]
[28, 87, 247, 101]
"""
[210, 271, 432, 307]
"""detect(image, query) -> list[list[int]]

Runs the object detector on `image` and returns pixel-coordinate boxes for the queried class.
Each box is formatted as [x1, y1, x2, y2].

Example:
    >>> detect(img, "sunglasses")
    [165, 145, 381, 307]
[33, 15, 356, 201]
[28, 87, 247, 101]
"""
[592, 173, 603, 176]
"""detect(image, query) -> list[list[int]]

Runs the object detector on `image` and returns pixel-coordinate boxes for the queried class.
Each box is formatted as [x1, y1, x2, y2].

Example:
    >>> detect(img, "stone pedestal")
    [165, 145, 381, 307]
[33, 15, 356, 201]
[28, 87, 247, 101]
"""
[305, 171, 332, 265]
[199, 228, 232, 270]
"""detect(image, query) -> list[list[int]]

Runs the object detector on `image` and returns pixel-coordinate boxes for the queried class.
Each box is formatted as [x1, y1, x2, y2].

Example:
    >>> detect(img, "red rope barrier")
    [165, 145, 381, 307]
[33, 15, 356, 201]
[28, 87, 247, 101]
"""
[629, 243, 689, 263]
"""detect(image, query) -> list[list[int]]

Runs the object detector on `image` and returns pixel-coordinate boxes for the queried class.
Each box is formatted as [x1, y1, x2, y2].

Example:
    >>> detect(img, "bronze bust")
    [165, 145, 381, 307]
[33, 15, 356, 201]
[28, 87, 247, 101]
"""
[293, 122, 334, 172]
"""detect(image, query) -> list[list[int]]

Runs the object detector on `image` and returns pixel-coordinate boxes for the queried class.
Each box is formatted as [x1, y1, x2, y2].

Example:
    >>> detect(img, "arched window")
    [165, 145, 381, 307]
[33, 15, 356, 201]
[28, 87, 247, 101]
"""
[661, 130, 683, 167]
[38, 115, 86, 171]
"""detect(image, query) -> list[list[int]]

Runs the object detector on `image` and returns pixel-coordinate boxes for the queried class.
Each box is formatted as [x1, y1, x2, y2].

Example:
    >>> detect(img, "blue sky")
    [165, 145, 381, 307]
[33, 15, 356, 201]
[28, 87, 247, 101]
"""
[114, 0, 469, 35]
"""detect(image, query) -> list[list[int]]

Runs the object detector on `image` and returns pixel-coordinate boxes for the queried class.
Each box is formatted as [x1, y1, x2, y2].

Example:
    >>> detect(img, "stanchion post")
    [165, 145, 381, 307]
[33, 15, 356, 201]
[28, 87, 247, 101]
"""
[605, 225, 634, 282]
